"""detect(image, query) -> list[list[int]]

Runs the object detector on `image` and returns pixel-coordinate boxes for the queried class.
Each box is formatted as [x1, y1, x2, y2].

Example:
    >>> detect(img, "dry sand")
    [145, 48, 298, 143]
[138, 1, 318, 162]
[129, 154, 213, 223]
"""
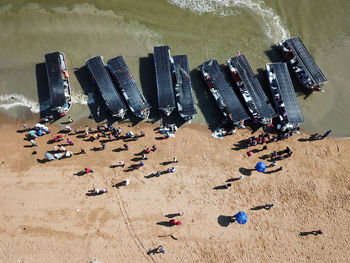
[0, 114, 350, 262]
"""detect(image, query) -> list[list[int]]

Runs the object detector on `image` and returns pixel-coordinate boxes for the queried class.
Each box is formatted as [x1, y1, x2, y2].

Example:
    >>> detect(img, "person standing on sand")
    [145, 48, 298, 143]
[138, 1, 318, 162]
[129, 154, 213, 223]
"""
[68, 116, 73, 123]
[173, 157, 178, 163]
[124, 144, 130, 150]
[85, 168, 94, 174]
[30, 139, 38, 147]
[119, 161, 125, 167]
[265, 203, 274, 210]
[268, 162, 276, 168]
[168, 167, 176, 173]
[322, 130, 332, 139]
[312, 229, 323, 235]
[85, 126, 89, 137]
[23, 124, 30, 130]
[101, 143, 106, 150]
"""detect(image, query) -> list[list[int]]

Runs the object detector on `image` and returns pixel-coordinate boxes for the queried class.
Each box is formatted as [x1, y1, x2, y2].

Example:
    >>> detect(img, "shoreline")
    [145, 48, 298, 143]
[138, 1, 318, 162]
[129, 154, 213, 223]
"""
[0, 109, 345, 140]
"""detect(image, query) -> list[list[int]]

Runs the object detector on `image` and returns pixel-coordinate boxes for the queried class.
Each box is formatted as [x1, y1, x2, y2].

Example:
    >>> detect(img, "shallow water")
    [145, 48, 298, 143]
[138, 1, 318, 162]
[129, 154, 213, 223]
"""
[0, 0, 349, 136]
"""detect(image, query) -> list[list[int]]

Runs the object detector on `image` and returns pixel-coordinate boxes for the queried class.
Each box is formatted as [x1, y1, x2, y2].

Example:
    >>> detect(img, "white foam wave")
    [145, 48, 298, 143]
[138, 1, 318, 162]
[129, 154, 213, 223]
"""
[168, 0, 290, 42]
[71, 90, 90, 105]
[0, 93, 92, 113]
[0, 94, 47, 113]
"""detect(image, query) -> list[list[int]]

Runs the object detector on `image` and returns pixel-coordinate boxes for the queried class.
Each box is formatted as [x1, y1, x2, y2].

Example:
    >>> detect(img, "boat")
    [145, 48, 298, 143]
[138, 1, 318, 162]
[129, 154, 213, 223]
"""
[172, 55, 197, 122]
[199, 59, 250, 125]
[266, 62, 304, 132]
[278, 37, 327, 92]
[107, 56, 150, 119]
[85, 56, 127, 118]
[153, 46, 176, 116]
[227, 52, 275, 125]
[45, 51, 72, 116]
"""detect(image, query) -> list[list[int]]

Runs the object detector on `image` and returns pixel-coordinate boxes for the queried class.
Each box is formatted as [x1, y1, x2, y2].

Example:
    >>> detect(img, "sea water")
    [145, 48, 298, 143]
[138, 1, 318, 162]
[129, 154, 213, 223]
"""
[0, 0, 349, 136]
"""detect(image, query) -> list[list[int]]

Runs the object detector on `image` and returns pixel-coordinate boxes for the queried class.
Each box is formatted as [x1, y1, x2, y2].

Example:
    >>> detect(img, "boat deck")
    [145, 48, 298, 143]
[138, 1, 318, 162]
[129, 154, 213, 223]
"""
[45, 52, 66, 108]
[85, 56, 126, 116]
[173, 55, 197, 118]
[107, 56, 150, 117]
[153, 46, 176, 114]
[201, 59, 249, 123]
[229, 55, 276, 120]
[284, 37, 327, 84]
[268, 62, 304, 124]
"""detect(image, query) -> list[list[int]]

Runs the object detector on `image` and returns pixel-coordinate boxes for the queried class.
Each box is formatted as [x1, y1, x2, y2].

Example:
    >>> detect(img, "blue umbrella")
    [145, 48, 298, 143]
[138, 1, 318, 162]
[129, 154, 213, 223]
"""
[235, 211, 248, 224]
[255, 161, 267, 173]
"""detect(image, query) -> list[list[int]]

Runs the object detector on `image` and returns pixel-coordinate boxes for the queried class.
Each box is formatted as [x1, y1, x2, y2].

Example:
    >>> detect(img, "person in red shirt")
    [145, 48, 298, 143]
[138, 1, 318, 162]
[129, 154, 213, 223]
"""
[85, 168, 94, 174]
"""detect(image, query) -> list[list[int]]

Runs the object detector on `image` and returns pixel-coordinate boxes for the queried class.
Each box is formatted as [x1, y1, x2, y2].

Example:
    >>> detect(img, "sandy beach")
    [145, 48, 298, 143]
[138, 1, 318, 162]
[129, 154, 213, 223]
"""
[0, 114, 350, 262]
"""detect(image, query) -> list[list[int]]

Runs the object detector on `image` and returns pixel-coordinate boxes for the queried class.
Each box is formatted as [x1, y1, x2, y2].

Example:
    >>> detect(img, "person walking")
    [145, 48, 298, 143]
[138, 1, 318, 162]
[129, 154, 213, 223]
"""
[265, 203, 274, 210]
[23, 124, 30, 130]
[312, 229, 323, 235]
[157, 245, 165, 254]
[322, 130, 331, 139]
[67, 138, 73, 145]
[268, 162, 276, 168]
[30, 139, 38, 147]
[101, 143, 106, 150]
[85, 168, 94, 174]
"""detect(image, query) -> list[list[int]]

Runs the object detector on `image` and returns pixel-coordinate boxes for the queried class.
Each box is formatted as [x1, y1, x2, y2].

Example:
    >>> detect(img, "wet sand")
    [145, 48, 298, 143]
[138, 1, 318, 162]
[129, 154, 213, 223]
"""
[0, 114, 350, 262]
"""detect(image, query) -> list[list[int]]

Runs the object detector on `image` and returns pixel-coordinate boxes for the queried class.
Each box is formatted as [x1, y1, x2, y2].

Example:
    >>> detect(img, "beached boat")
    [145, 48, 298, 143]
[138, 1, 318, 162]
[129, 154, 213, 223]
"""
[45, 51, 72, 116]
[172, 55, 197, 122]
[153, 46, 176, 116]
[107, 56, 150, 119]
[200, 59, 250, 124]
[279, 37, 327, 92]
[266, 62, 304, 132]
[85, 56, 127, 118]
[227, 52, 275, 125]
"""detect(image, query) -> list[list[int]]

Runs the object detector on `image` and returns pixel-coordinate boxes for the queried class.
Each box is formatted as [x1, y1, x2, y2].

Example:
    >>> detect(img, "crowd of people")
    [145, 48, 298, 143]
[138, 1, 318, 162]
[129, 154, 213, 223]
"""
[21, 116, 330, 257]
